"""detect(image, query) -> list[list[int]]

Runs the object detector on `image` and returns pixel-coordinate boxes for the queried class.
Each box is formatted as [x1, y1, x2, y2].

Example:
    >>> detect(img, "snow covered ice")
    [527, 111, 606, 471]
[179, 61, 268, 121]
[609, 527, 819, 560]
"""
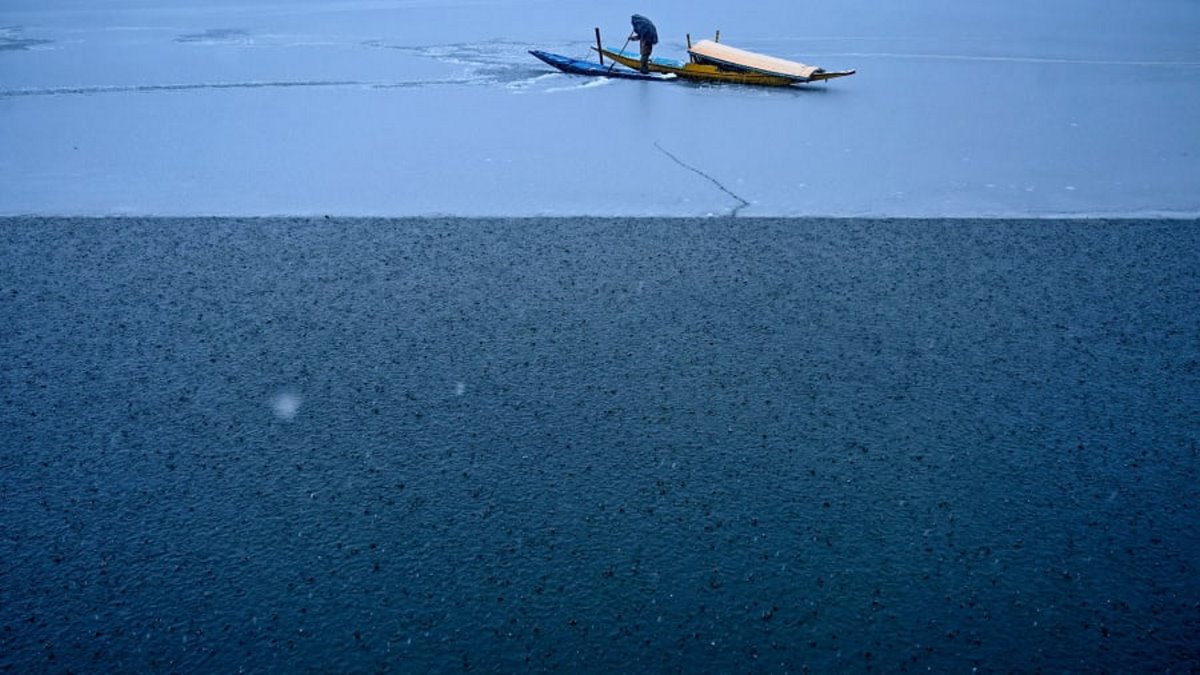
[1, 0, 1198, 217]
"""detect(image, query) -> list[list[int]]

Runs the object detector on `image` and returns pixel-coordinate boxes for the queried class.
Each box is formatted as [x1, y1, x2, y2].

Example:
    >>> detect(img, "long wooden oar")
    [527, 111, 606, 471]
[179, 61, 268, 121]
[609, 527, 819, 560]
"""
[604, 30, 633, 74]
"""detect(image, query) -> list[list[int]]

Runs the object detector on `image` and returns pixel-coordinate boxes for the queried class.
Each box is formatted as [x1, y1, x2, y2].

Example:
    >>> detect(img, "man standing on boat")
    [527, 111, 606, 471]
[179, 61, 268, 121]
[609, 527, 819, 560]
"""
[629, 14, 658, 74]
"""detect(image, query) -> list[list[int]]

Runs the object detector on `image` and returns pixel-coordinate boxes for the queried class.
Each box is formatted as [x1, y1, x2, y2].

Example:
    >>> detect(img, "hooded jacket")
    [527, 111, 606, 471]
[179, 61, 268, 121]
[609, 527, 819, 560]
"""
[630, 15, 658, 45]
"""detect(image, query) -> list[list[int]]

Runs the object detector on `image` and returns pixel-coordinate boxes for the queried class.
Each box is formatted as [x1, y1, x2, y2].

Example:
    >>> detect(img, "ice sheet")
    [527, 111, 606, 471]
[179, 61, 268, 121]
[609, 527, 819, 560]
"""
[2, 0, 1198, 216]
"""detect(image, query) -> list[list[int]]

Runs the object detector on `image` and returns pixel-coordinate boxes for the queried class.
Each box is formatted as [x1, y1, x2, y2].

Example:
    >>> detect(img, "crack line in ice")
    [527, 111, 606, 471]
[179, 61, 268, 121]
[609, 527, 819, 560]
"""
[653, 142, 750, 217]
[0, 80, 464, 98]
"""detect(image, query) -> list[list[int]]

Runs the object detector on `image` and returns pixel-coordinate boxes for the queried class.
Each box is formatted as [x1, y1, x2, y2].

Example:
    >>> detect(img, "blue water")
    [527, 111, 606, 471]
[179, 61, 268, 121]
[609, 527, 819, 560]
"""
[2, 218, 1198, 672]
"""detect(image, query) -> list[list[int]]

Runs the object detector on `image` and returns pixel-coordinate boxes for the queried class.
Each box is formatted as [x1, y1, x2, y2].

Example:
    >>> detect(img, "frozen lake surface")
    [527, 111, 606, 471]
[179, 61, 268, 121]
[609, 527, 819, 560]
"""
[2, 0, 1199, 217]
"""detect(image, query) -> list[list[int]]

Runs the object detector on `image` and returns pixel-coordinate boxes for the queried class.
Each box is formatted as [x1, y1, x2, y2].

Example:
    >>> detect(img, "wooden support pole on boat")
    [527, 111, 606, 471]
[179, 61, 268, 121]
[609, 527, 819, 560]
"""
[595, 27, 603, 65]
[686, 33, 691, 49]
[715, 30, 720, 43]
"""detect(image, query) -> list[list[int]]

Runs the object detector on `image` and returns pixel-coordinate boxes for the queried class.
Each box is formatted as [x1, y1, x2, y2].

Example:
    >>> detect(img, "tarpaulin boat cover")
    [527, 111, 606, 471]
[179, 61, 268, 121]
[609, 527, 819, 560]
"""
[688, 40, 820, 81]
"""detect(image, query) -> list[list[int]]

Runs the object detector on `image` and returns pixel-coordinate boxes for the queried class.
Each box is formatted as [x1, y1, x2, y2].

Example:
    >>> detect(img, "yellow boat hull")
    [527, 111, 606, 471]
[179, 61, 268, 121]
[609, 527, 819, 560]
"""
[594, 47, 799, 87]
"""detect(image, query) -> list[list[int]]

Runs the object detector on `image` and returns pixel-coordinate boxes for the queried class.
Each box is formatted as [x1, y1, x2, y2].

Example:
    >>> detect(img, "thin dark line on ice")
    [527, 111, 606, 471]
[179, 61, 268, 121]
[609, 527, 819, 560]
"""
[0, 79, 468, 98]
[653, 141, 750, 217]
[0, 81, 361, 98]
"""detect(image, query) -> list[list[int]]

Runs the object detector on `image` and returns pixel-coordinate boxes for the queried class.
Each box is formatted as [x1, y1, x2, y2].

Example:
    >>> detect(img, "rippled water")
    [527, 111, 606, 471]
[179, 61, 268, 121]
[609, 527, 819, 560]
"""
[2, 218, 1197, 671]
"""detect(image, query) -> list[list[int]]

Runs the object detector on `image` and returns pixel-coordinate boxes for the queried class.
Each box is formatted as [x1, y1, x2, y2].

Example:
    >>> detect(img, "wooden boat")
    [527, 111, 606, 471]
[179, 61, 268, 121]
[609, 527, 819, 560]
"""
[593, 46, 798, 87]
[529, 50, 676, 81]
[687, 39, 856, 83]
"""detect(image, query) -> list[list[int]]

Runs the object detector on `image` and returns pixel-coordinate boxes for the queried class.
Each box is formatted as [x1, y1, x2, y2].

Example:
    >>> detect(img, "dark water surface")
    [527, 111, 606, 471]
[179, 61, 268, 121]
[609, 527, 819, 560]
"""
[2, 218, 1197, 672]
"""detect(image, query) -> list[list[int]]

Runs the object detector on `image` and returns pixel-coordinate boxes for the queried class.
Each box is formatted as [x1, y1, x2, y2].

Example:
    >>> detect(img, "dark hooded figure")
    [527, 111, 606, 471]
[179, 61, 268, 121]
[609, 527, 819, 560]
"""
[629, 14, 658, 74]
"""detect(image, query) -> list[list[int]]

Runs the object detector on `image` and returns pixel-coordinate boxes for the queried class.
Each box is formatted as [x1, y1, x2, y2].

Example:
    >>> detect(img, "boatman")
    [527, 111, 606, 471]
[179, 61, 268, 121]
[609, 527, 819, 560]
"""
[629, 14, 658, 74]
